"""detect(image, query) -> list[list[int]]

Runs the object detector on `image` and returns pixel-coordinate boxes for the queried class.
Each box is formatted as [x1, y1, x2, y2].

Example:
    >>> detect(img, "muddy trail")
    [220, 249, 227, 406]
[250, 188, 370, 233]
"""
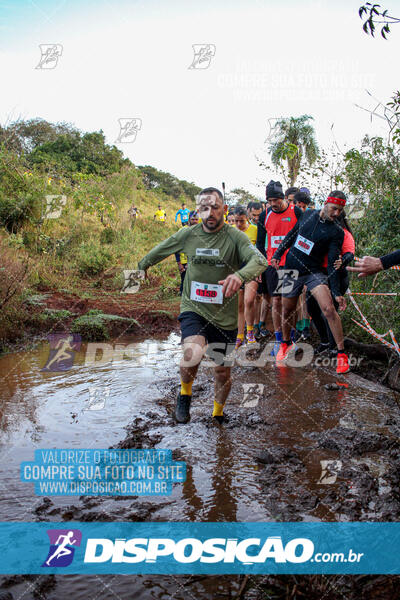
[0, 333, 400, 599]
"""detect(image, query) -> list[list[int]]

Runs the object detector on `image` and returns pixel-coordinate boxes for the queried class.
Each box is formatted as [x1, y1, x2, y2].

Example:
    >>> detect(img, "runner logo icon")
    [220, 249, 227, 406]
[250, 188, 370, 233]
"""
[42, 529, 82, 567]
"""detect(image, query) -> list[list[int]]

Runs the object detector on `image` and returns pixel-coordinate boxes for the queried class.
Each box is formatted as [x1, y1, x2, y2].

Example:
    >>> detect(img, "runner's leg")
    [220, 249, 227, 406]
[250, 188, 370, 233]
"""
[212, 366, 232, 421]
[244, 280, 258, 342]
[309, 285, 344, 351]
[236, 288, 245, 348]
[281, 296, 299, 342]
[180, 334, 206, 390]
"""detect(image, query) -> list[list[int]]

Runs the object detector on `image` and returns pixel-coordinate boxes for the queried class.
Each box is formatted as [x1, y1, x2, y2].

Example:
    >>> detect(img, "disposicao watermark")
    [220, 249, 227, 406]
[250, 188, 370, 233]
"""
[188, 44, 216, 70]
[115, 118, 142, 143]
[21, 449, 186, 496]
[121, 269, 145, 293]
[36, 44, 63, 69]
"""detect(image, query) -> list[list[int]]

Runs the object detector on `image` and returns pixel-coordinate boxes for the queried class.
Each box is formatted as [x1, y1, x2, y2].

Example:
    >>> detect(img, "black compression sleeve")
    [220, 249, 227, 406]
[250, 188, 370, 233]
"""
[380, 249, 400, 270]
[340, 252, 354, 268]
[256, 210, 267, 257]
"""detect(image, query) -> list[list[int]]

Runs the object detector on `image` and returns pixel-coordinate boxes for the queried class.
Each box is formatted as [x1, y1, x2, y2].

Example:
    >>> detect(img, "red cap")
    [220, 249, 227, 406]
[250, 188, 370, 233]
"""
[325, 196, 346, 207]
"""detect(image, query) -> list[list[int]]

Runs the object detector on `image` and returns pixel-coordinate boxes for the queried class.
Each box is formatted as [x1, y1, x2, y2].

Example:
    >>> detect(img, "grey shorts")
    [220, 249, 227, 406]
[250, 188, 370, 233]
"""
[282, 271, 328, 298]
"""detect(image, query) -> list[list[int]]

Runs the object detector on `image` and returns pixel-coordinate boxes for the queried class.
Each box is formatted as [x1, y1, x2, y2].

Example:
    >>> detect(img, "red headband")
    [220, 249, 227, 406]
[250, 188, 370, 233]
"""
[325, 196, 346, 207]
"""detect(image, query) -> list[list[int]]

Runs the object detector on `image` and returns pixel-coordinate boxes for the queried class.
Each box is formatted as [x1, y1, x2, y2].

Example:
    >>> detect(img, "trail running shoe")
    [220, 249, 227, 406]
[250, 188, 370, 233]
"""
[301, 327, 311, 340]
[276, 342, 296, 362]
[174, 393, 192, 423]
[260, 328, 271, 338]
[213, 415, 225, 425]
[247, 330, 256, 344]
[276, 342, 289, 362]
[235, 337, 244, 350]
[336, 352, 350, 374]
[315, 342, 330, 355]
[291, 329, 302, 343]
[254, 326, 261, 340]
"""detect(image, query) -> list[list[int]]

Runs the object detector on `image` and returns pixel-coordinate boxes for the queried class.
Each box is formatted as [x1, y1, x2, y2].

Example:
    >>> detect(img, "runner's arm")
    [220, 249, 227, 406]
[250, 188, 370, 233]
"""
[381, 249, 400, 270]
[294, 206, 304, 220]
[235, 231, 268, 282]
[256, 210, 267, 257]
[174, 210, 180, 223]
[271, 220, 300, 263]
[174, 252, 181, 263]
[340, 252, 354, 268]
[138, 228, 189, 270]
[327, 229, 345, 298]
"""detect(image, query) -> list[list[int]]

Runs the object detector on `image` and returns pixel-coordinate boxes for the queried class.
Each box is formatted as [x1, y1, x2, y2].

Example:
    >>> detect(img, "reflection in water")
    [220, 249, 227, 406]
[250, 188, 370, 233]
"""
[0, 334, 399, 597]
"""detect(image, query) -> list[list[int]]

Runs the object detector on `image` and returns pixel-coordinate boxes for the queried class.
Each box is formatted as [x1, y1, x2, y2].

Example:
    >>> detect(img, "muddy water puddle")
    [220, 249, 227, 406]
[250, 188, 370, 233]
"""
[0, 334, 399, 598]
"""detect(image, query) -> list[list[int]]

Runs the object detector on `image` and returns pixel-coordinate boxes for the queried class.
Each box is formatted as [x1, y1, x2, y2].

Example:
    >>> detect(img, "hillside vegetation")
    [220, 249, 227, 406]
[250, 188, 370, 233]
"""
[0, 119, 200, 348]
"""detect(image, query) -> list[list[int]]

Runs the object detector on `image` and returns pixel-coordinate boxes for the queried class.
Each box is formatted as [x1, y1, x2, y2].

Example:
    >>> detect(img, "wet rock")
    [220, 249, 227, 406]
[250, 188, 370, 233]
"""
[312, 426, 399, 457]
[324, 383, 340, 390]
[0, 593, 14, 600]
[32, 575, 56, 599]
[33, 497, 53, 514]
[61, 507, 79, 520]
[115, 416, 163, 448]
[80, 497, 102, 508]
[0, 576, 34, 589]
[256, 446, 304, 467]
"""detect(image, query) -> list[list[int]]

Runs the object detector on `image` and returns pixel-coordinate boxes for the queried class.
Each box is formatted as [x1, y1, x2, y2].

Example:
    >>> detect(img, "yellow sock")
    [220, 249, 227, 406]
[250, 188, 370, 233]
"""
[237, 333, 244, 340]
[180, 380, 193, 396]
[212, 400, 224, 417]
[247, 325, 253, 332]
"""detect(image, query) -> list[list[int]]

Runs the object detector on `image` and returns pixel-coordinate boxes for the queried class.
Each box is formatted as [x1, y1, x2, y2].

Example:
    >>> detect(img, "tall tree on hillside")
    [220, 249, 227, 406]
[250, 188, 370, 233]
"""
[268, 115, 319, 186]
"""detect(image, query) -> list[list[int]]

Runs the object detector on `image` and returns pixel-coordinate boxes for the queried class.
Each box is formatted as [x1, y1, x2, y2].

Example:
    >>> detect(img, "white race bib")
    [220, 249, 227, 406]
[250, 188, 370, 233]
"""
[190, 281, 223, 304]
[271, 235, 285, 248]
[195, 248, 220, 257]
[294, 234, 314, 255]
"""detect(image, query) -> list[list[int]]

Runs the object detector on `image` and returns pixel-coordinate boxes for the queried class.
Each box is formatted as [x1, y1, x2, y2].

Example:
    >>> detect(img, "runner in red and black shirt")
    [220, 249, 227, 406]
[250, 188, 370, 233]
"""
[271, 190, 350, 374]
[256, 180, 303, 356]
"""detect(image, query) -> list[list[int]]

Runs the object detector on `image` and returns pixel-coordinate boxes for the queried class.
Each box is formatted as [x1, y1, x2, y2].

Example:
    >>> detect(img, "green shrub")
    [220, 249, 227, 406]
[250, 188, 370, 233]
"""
[77, 243, 112, 276]
[71, 313, 110, 341]
[70, 310, 138, 341]
[100, 227, 116, 244]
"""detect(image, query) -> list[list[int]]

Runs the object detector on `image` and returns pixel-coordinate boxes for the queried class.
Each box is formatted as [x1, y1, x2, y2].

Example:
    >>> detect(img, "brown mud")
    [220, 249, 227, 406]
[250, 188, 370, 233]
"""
[1, 325, 400, 598]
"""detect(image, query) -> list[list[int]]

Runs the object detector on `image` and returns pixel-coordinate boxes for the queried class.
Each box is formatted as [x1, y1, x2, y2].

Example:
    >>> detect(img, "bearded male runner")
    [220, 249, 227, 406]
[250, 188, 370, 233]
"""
[138, 187, 267, 424]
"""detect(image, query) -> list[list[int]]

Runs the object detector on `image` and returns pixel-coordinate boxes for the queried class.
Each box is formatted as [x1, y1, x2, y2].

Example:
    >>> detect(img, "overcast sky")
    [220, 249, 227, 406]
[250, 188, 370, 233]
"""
[1, 0, 399, 197]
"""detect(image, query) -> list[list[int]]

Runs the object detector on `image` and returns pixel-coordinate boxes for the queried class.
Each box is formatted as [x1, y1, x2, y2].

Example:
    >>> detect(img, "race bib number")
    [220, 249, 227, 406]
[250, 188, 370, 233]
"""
[190, 281, 223, 304]
[294, 234, 314, 255]
[196, 248, 220, 257]
[271, 235, 285, 248]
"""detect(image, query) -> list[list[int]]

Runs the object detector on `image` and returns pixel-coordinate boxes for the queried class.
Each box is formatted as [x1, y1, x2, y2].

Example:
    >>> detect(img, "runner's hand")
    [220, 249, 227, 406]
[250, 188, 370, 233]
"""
[177, 262, 185, 274]
[334, 258, 342, 270]
[347, 256, 384, 278]
[335, 296, 346, 311]
[270, 258, 279, 270]
[218, 274, 243, 298]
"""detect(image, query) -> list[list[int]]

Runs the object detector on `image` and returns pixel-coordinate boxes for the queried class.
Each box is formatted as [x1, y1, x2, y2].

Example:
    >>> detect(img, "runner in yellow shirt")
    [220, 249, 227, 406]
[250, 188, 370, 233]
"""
[154, 205, 167, 222]
[234, 206, 259, 347]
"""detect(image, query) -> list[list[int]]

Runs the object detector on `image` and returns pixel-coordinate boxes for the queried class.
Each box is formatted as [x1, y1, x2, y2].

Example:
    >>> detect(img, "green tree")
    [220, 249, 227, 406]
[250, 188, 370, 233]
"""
[0, 118, 76, 154]
[227, 187, 260, 207]
[28, 130, 129, 176]
[138, 165, 200, 200]
[359, 3, 399, 38]
[268, 115, 319, 186]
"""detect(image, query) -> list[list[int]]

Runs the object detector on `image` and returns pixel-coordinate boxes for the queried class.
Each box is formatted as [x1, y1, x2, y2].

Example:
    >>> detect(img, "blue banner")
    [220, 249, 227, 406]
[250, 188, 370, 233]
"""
[0, 522, 399, 574]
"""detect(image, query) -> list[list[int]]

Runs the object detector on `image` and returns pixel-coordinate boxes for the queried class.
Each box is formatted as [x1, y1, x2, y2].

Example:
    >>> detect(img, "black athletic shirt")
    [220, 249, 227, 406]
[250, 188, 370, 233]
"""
[272, 209, 344, 297]
[380, 249, 400, 270]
